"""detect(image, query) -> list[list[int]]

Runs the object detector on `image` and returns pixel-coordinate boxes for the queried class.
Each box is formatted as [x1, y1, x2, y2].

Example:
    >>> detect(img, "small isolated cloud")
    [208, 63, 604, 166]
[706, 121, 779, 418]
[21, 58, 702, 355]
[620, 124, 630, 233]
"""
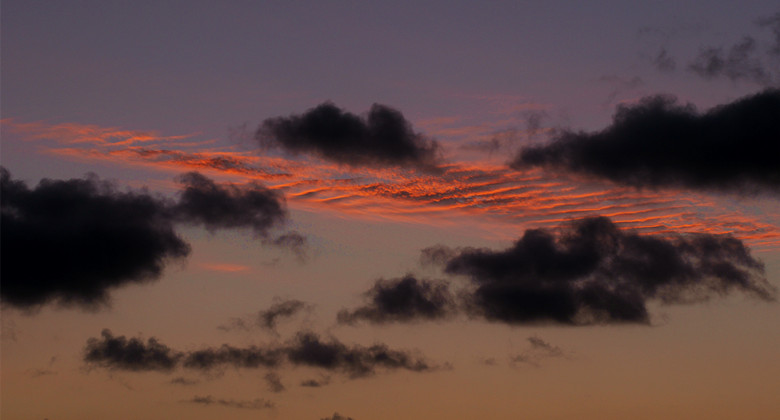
[511, 336, 567, 367]
[424, 217, 775, 325]
[218, 298, 311, 333]
[173, 171, 287, 237]
[321, 413, 355, 420]
[266, 231, 309, 261]
[256, 102, 442, 171]
[337, 276, 455, 324]
[687, 13, 780, 85]
[653, 47, 677, 72]
[264, 372, 285, 393]
[83, 329, 182, 372]
[513, 89, 780, 195]
[300, 376, 331, 387]
[185, 395, 274, 410]
[0, 168, 191, 309]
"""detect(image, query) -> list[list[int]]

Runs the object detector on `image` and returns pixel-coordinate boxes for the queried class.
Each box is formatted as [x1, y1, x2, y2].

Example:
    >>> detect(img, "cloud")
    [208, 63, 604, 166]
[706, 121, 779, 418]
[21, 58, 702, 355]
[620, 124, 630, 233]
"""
[256, 102, 442, 170]
[686, 13, 780, 85]
[0, 168, 191, 309]
[425, 217, 775, 325]
[184, 395, 274, 410]
[264, 372, 285, 393]
[84, 330, 440, 379]
[284, 332, 434, 378]
[169, 377, 199, 386]
[652, 47, 676, 72]
[300, 376, 330, 387]
[83, 329, 182, 372]
[511, 336, 566, 367]
[218, 298, 311, 333]
[173, 171, 287, 237]
[337, 276, 455, 324]
[1, 168, 295, 310]
[321, 413, 355, 420]
[182, 345, 283, 370]
[512, 89, 780, 195]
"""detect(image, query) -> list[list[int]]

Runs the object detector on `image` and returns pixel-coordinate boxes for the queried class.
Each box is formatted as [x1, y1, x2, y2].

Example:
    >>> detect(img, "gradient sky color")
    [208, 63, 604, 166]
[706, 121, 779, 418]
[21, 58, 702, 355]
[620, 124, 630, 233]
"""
[2, 1, 780, 419]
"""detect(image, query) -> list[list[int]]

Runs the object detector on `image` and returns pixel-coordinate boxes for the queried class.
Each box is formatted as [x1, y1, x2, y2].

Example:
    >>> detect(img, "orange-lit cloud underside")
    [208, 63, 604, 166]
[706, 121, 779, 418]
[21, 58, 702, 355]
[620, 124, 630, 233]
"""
[6, 119, 779, 249]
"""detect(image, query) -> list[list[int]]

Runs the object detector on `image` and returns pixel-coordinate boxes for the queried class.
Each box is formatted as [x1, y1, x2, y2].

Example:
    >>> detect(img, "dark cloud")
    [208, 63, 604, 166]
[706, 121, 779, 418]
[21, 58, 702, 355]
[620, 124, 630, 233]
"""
[337, 276, 455, 324]
[182, 345, 283, 371]
[84, 330, 439, 379]
[266, 232, 309, 261]
[256, 102, 441, 170]
[284, 332, 434, 378]
[0, 168, 191, 309]
[1, 168, 295, 310]
[185, 395, 274, 410]
[687, 13, 780, 85]
[513, 89, 780, 194]
[173, 171, 287, 237]
[83, 329, 182, 372]
[264, 372, 285, 393]
[321, 413, 355, 420]
[425, 217, 774, 325]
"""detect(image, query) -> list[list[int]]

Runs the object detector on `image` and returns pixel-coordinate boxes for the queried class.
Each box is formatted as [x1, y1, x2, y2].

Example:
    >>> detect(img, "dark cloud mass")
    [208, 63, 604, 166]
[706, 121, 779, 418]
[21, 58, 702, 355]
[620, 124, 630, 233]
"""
[256, 102, 441, 170]
[513, 89, 780, 194]
[84, 330, 438, 378]
[1, 168, 292, 310]
[258, 299, 309, 330]
[426, 217, 775, 325]
[174, 171, 287, 236]
[0, 168, 190, 309]
[321, 413, 355, 420]
[337, 276, 455, 324]
[83, 329, 182, 371]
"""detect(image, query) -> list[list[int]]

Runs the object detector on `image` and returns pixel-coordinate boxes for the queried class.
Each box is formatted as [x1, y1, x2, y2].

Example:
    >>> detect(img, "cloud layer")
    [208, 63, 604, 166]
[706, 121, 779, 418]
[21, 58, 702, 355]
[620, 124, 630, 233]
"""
[513, 89, 780, 194]
[84, 330, 438, 380]
[1, 168, 291, 309]
[256, 102, 441, 170]
[424, 217, 775, 325]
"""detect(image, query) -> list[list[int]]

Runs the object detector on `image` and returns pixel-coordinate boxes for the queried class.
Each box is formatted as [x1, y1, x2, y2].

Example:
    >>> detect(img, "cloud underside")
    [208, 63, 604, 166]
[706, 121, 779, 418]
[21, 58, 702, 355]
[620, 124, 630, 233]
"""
[513, 89, 780, 194]
[84, 329, 436, 379]
[0, 168, 294, 309]
[425, 217, 775, 325]
[256, 102, 441, 170]
[185, 395, 274, 410]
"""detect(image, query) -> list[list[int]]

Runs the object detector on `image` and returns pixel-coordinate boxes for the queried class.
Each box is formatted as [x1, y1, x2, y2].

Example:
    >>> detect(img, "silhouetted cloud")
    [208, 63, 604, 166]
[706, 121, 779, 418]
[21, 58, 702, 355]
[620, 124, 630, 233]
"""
[182, 345, 283, 371]
[266, 231, 309, 260]
[337, 276, 455, 324]
[756, 13, 780, 55]
[425, 217, 775, 325]
[300, 376, 330, 387]
[284, 332, 434, 378]
[1, 168, 190, 309]
[256, 102, 441, 170]
[653, 47, 676, 72]
[511, 336, 566, 367]
[185, 395, 274, 410]
[83, 329, 182, 372]
[169, 377, 199, 386]
[1, 168, 295, 310]
[173, 171, 287, 237]
[513, 89, 780, 194]
[321, 413, 355, 420]
[84, 330, 440, 379]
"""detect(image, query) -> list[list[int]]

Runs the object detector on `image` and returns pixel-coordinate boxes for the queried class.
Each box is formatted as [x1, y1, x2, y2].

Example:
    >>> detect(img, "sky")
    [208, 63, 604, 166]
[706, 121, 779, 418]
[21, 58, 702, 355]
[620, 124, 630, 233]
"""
[1, 1, 780, 419]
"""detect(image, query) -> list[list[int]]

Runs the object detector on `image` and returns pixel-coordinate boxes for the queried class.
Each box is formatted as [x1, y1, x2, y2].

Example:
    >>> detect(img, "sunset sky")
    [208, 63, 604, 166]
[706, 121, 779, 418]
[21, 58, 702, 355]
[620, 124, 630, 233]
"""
[2, 2, 780, 419]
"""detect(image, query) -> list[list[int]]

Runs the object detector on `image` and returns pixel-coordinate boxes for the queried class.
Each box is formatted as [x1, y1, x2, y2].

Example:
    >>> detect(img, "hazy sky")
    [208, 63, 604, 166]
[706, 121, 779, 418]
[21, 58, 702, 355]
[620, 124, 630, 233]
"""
[2, 1, 779, 419]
